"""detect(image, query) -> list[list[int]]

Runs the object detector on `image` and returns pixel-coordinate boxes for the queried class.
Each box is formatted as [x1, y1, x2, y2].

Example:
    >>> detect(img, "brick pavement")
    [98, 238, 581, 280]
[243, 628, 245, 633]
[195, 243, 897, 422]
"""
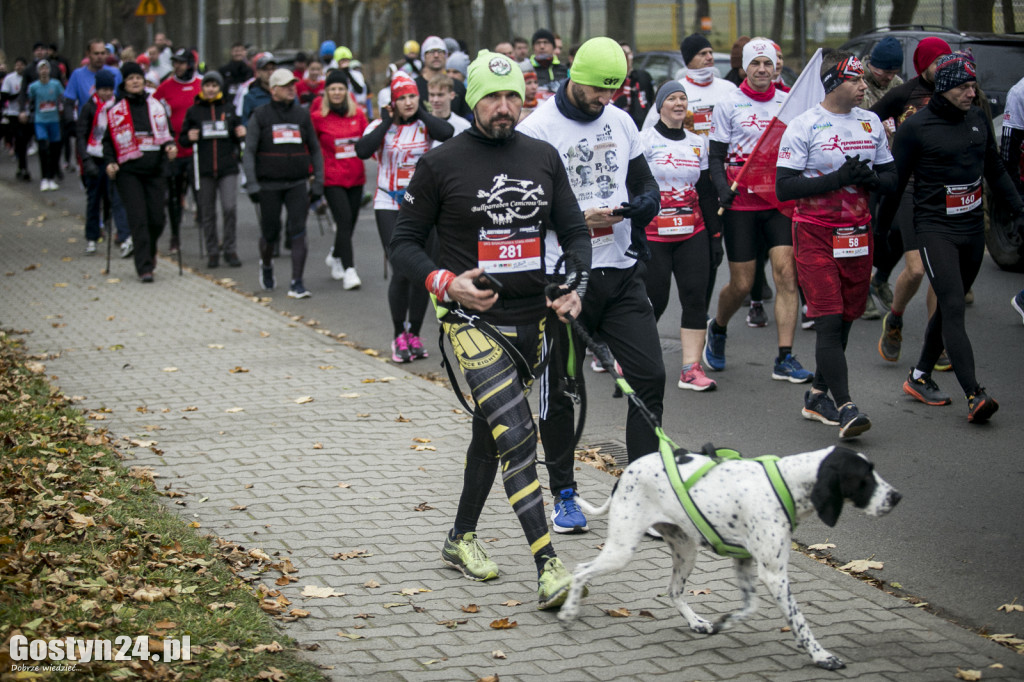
[2, 182, 1021, 681]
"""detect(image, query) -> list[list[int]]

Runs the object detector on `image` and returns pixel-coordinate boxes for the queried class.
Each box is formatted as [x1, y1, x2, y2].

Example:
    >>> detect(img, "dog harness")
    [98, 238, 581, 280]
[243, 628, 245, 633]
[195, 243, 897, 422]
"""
[661, 447, 798, 559]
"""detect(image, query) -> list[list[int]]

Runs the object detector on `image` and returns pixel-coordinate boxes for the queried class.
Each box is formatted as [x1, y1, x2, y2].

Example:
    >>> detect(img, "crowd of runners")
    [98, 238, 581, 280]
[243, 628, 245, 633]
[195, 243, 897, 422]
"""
[2, 27, 1023, 609]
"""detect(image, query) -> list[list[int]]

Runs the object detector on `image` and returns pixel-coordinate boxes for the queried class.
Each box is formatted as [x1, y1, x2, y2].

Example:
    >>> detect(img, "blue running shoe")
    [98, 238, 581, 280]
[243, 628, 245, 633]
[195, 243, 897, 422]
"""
[703, 318, 726, 371]
[772, 353, 813, 383]
[551, 489, 588, 533]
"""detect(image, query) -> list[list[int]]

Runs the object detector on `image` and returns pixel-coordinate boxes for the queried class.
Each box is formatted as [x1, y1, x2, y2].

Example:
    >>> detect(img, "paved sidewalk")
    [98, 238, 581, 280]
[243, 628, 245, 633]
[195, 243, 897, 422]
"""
[2, 181, 1021, 682]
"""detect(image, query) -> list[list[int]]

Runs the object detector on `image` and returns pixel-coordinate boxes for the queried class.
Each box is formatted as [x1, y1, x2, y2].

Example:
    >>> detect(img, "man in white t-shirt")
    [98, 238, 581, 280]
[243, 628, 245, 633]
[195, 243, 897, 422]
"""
[776, 50, 896, 439]
[704, 38, 813, 384]
[518, 37, 663, 534]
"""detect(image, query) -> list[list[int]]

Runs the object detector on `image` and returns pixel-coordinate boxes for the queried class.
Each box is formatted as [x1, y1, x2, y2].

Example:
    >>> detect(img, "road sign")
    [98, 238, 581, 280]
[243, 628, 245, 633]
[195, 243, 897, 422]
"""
[135, 0, 166, 17]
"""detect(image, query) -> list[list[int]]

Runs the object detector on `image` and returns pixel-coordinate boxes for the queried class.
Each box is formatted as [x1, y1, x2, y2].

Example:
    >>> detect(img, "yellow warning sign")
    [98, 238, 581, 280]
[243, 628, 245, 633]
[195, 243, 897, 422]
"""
[135, 0, 166, 17]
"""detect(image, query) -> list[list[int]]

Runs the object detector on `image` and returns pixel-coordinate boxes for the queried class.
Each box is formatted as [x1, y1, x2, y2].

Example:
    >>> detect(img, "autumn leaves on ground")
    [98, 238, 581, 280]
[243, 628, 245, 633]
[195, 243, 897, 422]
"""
[0, 330, 324, 681]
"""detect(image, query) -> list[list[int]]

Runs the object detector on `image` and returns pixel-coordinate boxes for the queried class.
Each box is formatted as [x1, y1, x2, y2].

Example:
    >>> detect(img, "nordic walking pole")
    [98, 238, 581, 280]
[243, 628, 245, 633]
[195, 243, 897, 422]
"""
[102, 212, 112, 275]
[193, 143, 203, 258]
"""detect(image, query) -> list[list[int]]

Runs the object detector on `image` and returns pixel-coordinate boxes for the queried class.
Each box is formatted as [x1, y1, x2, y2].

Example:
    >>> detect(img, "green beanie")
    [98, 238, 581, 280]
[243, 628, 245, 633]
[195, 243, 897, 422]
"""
[466, 49, 525, 110]
[569, 37, 627, 89]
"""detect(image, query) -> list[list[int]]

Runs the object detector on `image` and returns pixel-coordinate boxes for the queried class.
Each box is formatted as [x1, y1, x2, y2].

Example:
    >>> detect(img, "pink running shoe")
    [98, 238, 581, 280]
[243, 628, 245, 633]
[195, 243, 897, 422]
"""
[678, 363, 717, 391]
[391, 333, 412, 363]
[407, 333, 428, 360]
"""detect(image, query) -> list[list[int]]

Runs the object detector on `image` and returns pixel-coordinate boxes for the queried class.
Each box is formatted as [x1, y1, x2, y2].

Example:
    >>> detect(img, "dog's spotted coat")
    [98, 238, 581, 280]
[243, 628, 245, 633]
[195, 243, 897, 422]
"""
[558, 446, 902, 670]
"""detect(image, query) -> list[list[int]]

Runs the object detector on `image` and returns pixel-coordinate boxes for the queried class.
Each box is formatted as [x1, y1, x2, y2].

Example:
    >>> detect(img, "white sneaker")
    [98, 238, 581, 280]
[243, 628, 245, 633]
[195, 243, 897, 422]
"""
[328, 255, 345, 280]
[120, 237, 134, 258]
[85, 240, 97, 255]
[40, 179, 49, 191]
[342, 267, 361, 290]
[49, 180, 59, 191]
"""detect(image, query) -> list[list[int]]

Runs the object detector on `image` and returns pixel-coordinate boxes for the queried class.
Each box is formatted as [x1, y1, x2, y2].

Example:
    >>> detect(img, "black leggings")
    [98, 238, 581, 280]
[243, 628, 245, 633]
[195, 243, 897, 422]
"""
[916, 230, 985, 396]
[325, 185, 363, 269]
[811, 314, 854, 406]
[644, 231, 710, 329]
[447, 319, 553, 563]
[377, 209, 431, 338]
[166, 157, 193, 241]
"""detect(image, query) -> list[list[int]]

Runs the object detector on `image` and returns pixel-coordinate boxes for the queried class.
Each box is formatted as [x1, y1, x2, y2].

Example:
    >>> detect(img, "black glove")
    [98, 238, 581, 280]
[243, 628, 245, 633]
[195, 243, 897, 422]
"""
[835, 155, 864, 187]
[624, 225, 651, 262]
[248, 191, 261, 205]
[718, 186, 738, 211]
[1009, 212, 1024, 249]
[709, 232, 724, 269]
[82, 159, 100, 178]
[309, 191, 322, 205]
[615, 194, 659, 227]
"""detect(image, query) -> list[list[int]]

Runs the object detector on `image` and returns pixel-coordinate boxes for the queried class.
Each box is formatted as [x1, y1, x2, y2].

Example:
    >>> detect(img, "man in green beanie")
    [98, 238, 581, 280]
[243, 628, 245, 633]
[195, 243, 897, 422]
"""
[519, 36, 665, 536]
[389, 49, 592, 610]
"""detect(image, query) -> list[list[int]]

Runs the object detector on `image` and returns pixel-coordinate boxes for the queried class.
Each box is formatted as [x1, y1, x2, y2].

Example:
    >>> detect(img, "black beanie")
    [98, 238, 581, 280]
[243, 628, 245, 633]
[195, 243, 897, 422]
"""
[325, 68, 349, 89]
[120, 61, 145, 82]
[532, 28, 556, 46]
[680, 33, 713, 67]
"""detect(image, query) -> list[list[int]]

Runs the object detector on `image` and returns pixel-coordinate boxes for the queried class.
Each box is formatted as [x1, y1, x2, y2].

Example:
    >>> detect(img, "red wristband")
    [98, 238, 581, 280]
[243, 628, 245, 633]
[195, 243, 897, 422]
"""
[426, 269, 456, 303]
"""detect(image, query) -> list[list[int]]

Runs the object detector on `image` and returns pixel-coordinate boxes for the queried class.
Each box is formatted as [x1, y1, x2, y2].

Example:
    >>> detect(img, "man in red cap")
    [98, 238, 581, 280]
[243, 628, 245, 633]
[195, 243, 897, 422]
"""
[869, 37, 951, 368]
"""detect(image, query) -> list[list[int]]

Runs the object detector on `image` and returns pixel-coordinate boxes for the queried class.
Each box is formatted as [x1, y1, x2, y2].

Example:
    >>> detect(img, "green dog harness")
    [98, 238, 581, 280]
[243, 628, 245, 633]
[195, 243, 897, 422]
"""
[660, 447, 798, 559]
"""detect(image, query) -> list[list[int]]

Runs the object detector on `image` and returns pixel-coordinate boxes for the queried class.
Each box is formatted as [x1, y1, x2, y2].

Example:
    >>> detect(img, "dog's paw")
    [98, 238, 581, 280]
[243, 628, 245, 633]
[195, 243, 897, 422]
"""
[557, 606, 579, 622]
[687, 618, 717, 634]
[814, 654, 845, 670]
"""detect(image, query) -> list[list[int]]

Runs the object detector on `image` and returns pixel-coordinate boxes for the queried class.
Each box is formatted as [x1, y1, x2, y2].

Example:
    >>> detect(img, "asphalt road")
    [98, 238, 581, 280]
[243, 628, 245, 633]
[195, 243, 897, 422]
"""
[14, 160, 1024, 640]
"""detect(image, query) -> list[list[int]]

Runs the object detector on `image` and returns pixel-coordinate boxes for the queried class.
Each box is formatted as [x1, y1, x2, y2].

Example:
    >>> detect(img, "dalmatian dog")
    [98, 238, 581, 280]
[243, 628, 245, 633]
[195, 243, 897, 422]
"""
[558, 446, 902, 670]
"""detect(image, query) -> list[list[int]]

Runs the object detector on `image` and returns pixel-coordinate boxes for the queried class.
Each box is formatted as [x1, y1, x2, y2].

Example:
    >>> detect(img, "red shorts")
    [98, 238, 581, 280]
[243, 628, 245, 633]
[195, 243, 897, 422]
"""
[793, 221, 872, 322]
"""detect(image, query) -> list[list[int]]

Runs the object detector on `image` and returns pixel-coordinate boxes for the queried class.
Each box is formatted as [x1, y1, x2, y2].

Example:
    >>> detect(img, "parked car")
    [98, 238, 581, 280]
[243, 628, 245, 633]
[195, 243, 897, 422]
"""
[634, 50, 731, 89]
[841, 26, 1024, 271]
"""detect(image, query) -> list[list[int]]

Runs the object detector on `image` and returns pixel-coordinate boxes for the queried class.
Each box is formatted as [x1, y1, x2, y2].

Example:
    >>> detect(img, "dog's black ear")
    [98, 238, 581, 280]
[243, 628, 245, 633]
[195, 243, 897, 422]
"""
[811, 451, 845, 527]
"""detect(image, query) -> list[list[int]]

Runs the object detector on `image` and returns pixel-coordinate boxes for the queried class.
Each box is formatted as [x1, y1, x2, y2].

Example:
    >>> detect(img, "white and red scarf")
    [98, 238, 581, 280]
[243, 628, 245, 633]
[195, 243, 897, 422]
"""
[107, 96, 172, 164]
[85, 93, 115, 158]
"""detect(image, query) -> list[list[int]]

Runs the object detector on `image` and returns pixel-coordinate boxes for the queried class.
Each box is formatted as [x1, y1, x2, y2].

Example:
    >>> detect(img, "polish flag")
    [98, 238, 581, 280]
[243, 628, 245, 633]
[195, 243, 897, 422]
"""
[732, 49, 825, 216]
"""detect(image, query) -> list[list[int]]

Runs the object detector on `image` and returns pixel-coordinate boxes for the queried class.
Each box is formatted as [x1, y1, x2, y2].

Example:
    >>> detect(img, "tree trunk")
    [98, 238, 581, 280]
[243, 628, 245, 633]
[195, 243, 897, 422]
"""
[544, 0, 557, 33]
[206, 0, 222, 65]
[1003, 0, 1017, 33]
[448, 0, 475, 50]
[771, 0, 786, 46]
[284, 0, 303, 49]
[481, 0, 511, 51]
[888, 0, 918, 26]
[850, 0, 863, 37]
[570, 0, 583, 46]
[234, 0, 247, 46]
[693, 0, 710, 34]
[606, 0, 635, 44]
[411, 0, 447, 39]
[959, 0, 995, 31]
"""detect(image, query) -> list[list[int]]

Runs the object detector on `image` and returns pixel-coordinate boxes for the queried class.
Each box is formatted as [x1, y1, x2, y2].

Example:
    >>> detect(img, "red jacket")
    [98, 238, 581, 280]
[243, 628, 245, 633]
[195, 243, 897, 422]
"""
[310, 97, 368, 188]
[155, 74, 203, 157]
[296, 79, 324, 106]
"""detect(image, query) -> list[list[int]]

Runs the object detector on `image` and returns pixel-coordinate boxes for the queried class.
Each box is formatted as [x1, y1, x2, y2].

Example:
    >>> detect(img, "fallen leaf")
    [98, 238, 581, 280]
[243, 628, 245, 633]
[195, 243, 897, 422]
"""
[312, 442, 323, 450]
[988, 633, 1024, 645]
[318, 365, 337, 370]
[68, 511, 96, 528]
[412, 445, 437, 451]
[436, 618, 468, 629]
[251, 641, 284, 653]
[605, 607, 630, 618]
[294, 396, 315, 404]
[413, 502, 435, 511]
[332, 549, 372, 561]
[337, 482, 351, 488]
[256, 668, 286, 681]
[840, 559, 884, 574]
[500, 600, 522, 607]
[338, 392, 361, 399]
[337, 631, 364, 640]
[301, 585, 345, 598]
[364, 580, 380, 588]
[132, 587, 166, 603]
[808, 542, 836, 551]
[354, 613, 374, 619]
[395, 414, 410, 422]
[225, 407, 244, 413]
[478, 676, 500, 682]
[955, 669, 982, 681]
[461, 604, 479, 613]
[230, 505, 247, 511]
[228, 366, 249, 374]
[412, 437, 432, 443]
[162, 367, 179, 372]
[492, 650, 507, 659]
[182, 406, 198, 412]
[490, 618, 518, 629]
[688, 588, 711, 596]
[208, 344, 225, 349]
[998, 602, 1024, 613]
[289, 609, 310, 618]
[638, 610, 656, 618]
[397, 587, 431, 596]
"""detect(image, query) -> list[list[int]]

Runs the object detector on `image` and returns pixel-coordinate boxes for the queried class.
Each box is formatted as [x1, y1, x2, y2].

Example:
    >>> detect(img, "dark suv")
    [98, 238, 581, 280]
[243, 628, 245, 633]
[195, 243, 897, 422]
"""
[841, 26, 1024, 271]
